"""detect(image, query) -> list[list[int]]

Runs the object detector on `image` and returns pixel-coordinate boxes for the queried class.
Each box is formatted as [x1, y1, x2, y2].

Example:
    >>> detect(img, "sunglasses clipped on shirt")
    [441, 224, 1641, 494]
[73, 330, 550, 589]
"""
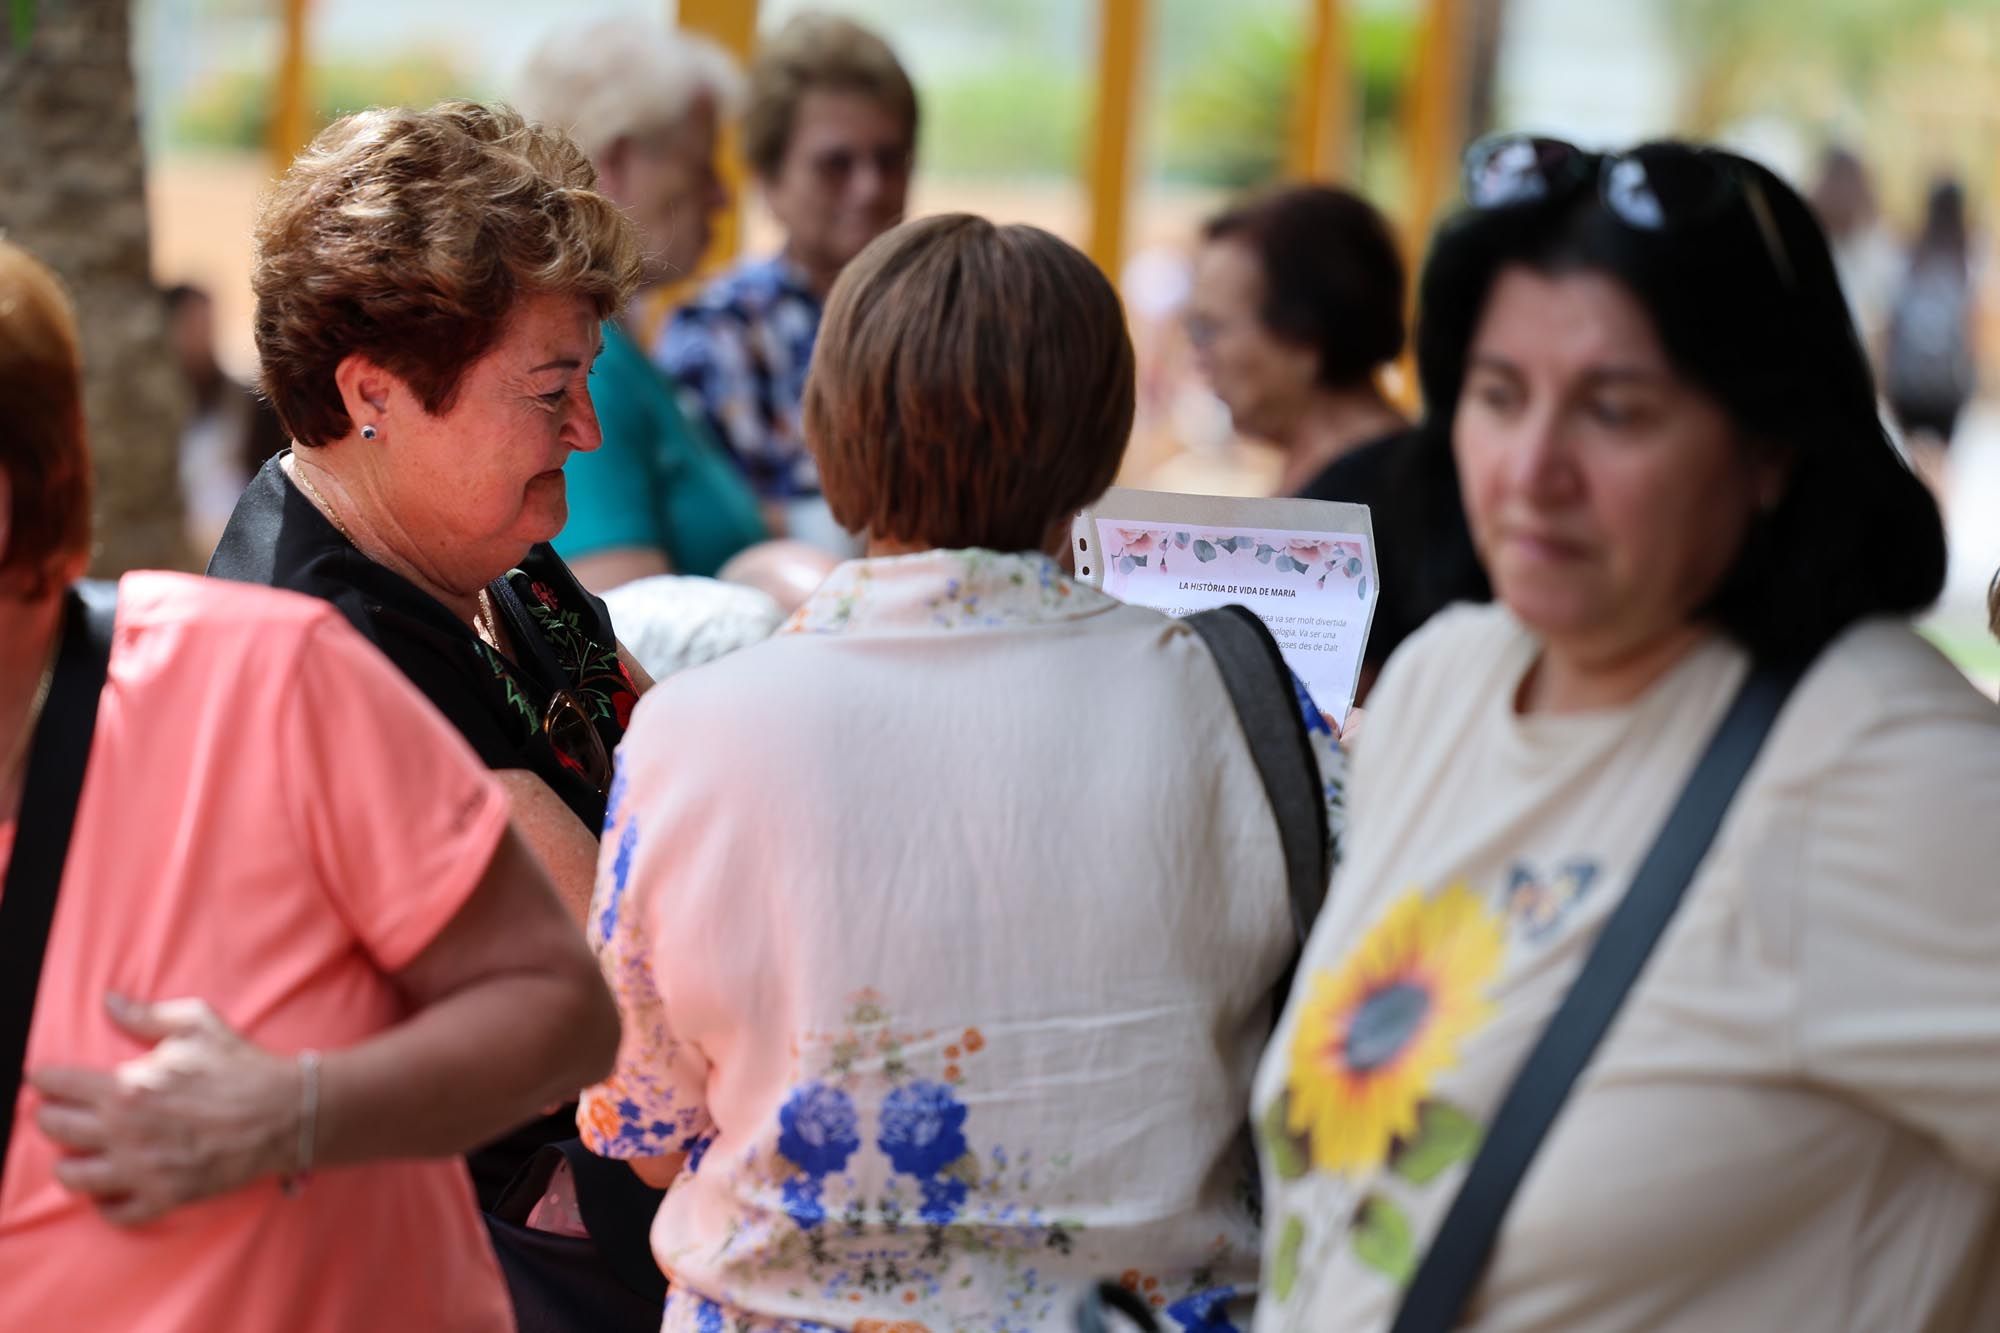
[1460, 133, 1797, 290]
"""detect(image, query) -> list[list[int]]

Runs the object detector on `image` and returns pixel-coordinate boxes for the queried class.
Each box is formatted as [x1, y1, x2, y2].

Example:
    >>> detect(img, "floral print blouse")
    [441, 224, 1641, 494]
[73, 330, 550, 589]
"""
[581, 549, 1345, 1333]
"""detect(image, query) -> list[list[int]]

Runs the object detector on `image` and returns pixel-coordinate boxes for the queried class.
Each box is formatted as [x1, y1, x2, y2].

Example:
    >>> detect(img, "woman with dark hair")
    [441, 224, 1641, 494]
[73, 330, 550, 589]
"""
[1886, 176, 1978, 464]
[1190, 186, 1486, 686]
[1252, 139, 2000, 1331]
[1190, 186, 1409, 497]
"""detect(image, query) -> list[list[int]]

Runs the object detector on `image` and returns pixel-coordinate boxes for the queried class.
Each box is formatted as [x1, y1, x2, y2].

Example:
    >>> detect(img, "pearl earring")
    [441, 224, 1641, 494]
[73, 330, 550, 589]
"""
[360, 425, 378, 440]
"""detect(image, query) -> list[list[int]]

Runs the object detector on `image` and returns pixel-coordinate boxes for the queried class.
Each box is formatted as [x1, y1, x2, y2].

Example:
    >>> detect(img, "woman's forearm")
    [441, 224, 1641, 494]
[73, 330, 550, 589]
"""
[315, 970, 615, 1168]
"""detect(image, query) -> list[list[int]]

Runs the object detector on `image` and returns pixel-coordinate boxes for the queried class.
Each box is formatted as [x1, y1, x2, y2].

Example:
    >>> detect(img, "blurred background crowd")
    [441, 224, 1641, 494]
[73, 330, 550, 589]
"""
[4, 0, 1997, 685]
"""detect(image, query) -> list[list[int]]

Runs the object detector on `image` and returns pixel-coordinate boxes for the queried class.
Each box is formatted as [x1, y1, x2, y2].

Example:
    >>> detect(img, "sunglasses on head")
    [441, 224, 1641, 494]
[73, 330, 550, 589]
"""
[1461, 134, 1796, 290]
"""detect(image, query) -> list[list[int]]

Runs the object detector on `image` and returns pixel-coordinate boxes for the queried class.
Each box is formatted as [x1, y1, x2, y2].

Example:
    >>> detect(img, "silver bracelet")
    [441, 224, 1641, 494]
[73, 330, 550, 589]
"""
[283, 1049, 321, 1196]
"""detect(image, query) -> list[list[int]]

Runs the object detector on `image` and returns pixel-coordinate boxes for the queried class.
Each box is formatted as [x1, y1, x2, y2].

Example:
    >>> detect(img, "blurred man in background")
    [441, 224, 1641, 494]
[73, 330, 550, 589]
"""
[655, 12, 917, 554]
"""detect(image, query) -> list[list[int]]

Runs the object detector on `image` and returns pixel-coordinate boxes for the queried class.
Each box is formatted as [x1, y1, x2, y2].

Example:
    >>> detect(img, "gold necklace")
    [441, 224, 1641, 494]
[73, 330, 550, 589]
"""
[3, 633, 60, 789]
[290, 459, 356, 546]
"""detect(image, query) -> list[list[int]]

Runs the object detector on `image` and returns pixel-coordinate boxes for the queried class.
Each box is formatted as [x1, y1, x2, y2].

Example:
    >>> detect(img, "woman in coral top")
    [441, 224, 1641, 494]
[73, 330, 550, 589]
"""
[0, 240, 619, 1331]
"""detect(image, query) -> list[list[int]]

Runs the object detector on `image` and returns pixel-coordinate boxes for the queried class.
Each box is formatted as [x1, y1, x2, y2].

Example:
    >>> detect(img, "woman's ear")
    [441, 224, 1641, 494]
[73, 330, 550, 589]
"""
[331, 353, 404, 441]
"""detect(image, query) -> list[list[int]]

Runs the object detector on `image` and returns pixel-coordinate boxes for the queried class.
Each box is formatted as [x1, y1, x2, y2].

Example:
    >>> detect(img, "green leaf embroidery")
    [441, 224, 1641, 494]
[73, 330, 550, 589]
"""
[1391, 1100, 1482, 1186]
[1258, 1093, 1310, 1182]
[1273, 1214, 1306, 1301]
[1351, 1194, 1416, 1285]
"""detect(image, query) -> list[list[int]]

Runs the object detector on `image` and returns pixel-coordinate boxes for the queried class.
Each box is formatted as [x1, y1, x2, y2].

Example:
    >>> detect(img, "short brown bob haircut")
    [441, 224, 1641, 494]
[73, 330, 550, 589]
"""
[804, 214, 1135, 551]
[0, 240, 92, 593]
[743, 12, 918, 181]
[254, 100, 643, 447]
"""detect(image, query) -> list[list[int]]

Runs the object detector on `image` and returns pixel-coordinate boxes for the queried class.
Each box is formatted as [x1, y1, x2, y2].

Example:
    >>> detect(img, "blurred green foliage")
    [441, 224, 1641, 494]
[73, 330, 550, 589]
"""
[172, 51, 475, 150]
[919, 60, 1084, 178]
[1154, 8, 1417, 188]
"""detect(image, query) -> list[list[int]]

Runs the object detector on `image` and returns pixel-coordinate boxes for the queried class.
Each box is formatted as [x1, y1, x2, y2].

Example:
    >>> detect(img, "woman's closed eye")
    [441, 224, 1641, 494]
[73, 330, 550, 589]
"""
[1467, 371, 1524, 416]
[1583, 392, 1658, 431]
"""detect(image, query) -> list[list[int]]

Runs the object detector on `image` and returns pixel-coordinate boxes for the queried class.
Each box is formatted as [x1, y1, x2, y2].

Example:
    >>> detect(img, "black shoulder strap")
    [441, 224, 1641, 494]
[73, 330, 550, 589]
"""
[1185, 605, 1330, 945]
[0, 581, 117, 1192]
[1389, 661, 1803, 1332]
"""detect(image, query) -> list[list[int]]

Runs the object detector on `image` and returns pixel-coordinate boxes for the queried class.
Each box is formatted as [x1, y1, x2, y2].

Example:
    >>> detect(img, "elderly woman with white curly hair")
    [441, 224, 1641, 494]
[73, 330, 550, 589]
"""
[519, 17, 822, 603]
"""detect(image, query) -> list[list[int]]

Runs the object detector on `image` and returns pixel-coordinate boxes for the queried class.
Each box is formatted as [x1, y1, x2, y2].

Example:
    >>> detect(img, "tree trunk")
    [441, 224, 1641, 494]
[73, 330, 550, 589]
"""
[1, 0, 189, 575]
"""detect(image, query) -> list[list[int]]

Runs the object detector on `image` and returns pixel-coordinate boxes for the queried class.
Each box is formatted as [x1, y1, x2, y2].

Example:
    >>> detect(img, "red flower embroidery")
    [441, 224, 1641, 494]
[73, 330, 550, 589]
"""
[613, 689, 636, 730]
[531, 580, 560, 611]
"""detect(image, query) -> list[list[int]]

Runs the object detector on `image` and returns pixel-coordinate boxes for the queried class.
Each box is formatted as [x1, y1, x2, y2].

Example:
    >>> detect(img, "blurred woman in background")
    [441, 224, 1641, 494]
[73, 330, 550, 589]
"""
[516, 17, 771, 591]
[1189, 185, 1486, 690]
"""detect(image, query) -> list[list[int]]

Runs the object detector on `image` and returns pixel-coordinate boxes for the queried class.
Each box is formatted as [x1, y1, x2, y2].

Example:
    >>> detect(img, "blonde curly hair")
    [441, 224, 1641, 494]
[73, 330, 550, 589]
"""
[253, 100, 643, 447]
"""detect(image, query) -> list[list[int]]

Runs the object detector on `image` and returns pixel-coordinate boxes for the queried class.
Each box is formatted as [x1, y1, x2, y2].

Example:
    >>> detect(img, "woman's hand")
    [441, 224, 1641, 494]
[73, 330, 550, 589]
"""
[29, 994, 302, 1226]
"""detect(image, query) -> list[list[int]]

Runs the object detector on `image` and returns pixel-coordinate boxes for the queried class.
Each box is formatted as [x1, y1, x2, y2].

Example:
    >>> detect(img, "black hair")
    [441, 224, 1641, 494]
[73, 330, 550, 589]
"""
[1411, 141, 1946, 663]
[1203, 185, 1405, 390]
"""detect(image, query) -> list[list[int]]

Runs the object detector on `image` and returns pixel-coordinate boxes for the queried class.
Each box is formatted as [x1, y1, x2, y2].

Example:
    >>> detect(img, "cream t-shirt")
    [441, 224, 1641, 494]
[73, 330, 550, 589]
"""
[1253, 604, 2000, 1332]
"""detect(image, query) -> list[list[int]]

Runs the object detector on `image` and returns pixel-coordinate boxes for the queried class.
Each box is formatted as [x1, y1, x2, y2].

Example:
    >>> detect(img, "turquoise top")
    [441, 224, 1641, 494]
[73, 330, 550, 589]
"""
[555, 320, 768, 578]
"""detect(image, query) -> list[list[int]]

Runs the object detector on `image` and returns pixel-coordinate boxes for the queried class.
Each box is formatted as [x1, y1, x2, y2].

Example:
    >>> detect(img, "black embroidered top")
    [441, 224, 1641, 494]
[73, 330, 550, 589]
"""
[209, 455, 638, 834]
[208, 455, 644, 1209]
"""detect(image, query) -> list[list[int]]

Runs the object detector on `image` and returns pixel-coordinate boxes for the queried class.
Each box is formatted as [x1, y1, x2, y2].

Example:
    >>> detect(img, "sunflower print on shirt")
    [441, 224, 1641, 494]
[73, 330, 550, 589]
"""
[1261, 884, 1506, 1288]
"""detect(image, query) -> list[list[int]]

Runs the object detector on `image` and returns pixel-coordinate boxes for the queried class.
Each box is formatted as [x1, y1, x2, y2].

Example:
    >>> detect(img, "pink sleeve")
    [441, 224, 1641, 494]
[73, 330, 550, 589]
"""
[281, 614, 511, 972]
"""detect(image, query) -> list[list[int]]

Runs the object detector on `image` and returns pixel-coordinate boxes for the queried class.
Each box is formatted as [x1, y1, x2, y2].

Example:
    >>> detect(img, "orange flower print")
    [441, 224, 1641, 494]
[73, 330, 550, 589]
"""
[945, 1046, 961, 1060]
[963, 1028, 986, 1053]
[580, 1093, 621, 1145]
[855, 1322, 931, 1333]
[944, 1065, 962, 1082]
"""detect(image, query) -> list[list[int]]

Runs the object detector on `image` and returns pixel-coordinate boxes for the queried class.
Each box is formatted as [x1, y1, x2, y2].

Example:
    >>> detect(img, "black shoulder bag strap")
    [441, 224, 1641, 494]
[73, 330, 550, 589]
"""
[1186, 605, 1331, 946]
[1389, 660, 1804, 1333]
[1069, 607, 1335, 1333]
[0, 581, 117, 1194]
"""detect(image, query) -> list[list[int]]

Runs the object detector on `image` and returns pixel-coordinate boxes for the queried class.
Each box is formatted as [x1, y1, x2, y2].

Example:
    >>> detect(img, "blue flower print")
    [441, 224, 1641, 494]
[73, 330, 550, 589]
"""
[682, 1131, 714, 1176]
[597, 819, 638, 943]
[878, 1080, 970, 1178]
[917, 1175, 970, 1227]
[778, 1083, 862, 1175]
[782, 1176, 830, 1230]
[1166, 1286, 1241, 1333]
[777, 1082, 861, 1231]
[695, 1297, 724, 1333]
[1291, 671, 1334, 737]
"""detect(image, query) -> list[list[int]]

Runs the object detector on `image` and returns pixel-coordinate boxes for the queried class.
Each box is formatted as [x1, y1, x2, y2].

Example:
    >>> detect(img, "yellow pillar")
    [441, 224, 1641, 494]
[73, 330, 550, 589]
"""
[1400, 0, 1465, 264]
[1287, 0, 1350, 182]
[269, 0, 312, 174]
[1085, 0, 1149, 281]
[675, 0, 760, 267]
